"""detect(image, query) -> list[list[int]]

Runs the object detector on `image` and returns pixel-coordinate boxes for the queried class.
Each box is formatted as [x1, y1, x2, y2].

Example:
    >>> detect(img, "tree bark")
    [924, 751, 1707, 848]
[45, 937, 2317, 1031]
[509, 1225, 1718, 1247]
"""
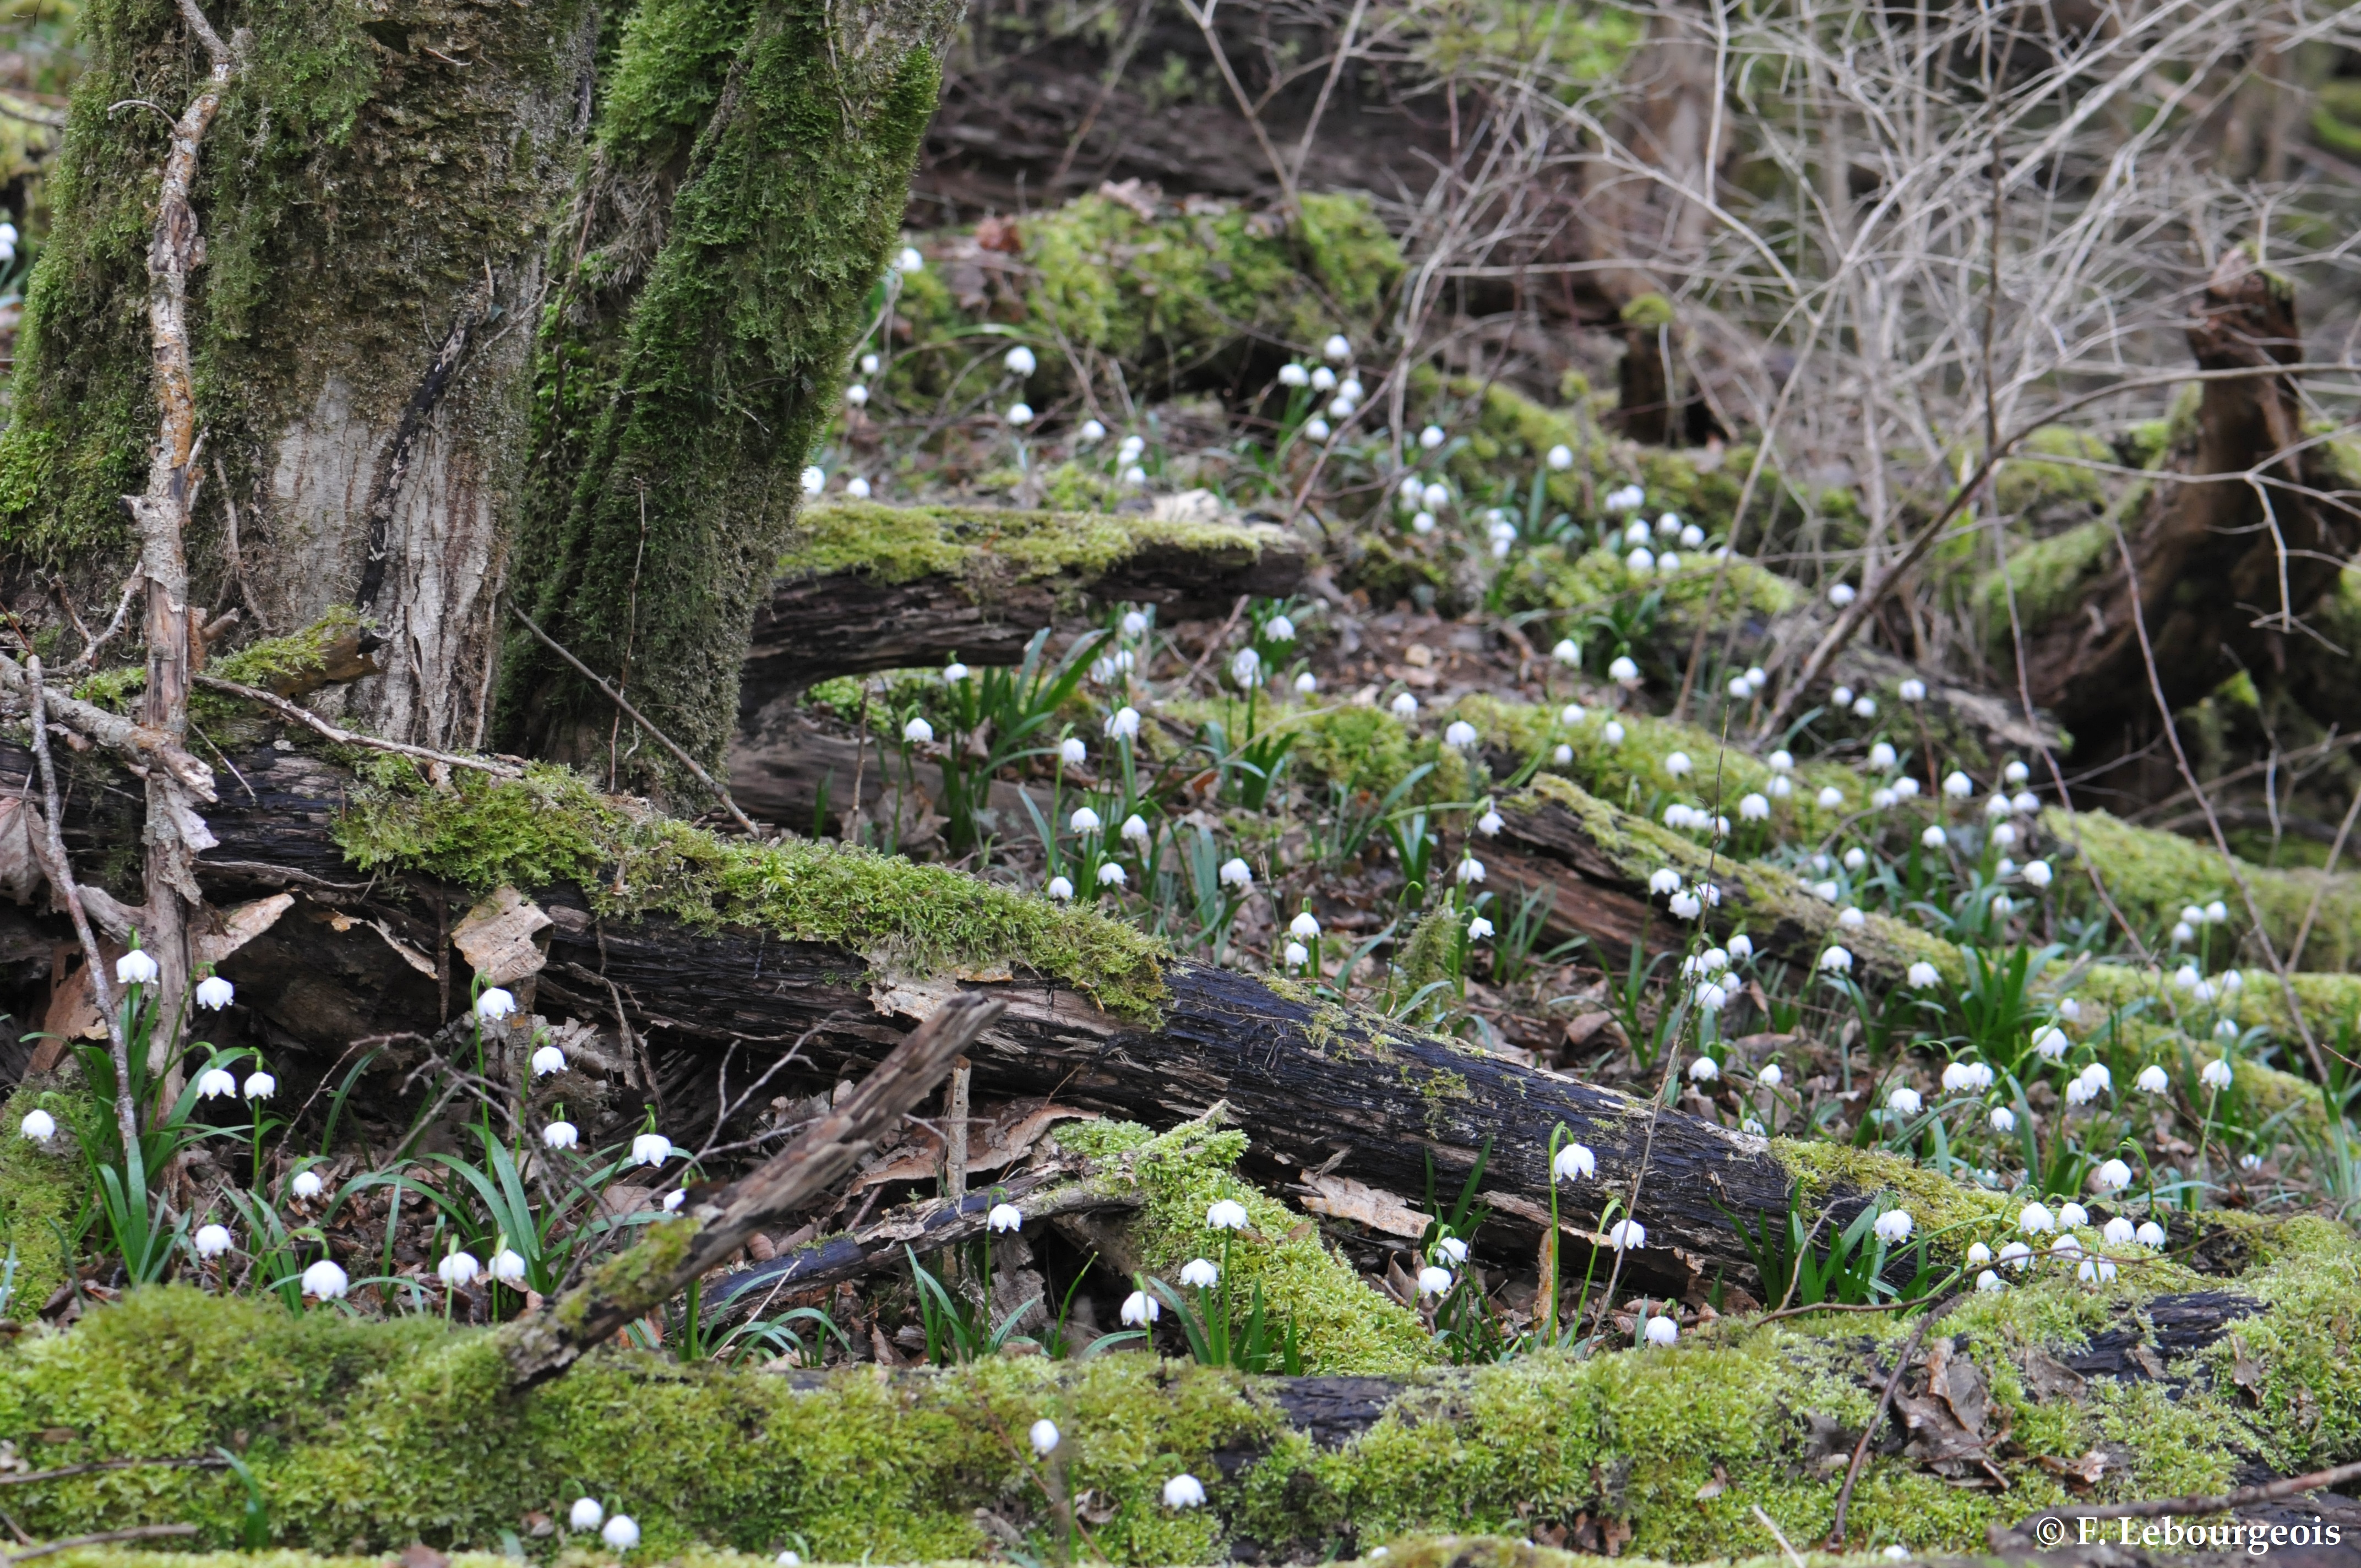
[2019, 249, 2361, 798]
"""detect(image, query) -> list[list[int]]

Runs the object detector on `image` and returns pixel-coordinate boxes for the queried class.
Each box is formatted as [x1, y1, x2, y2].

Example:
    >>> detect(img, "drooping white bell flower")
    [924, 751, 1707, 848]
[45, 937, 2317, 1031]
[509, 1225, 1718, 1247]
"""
[1553, 1142, 1595, 1181]
[1030, 1419, 1061, 1456]
[1294, 672, 1318, 695]
[116, 949, 160, 987]
[1120, 1290, 1160, 1326]
[437, 1249, 481, 1288]
[2201, 1058, 2235, 1091]
[570, 1498, 605, 1532]
[1829, 583, 1857, 606]
[1728, 934, 1754, 960]
[1418, 424, 1446, 449]
[1644, 1315, 1679, 1347]
[801, 465, 825, 494]
[602, 1516, 640, 1551]
[302, 1259, 349, 1299]
[1283, 941, 1309, 966]
[1096, 863, 1127, 888]
[2102, 1216, 2136, 1245]
[1004, 345, 1037, 378]
[1739, 793, 1769, 821]
[1886, 1087, 1922, 1117]
[1105, 705, 1141, 740]
[291, 1170, 324, 1201]
[543, 1119, 579, 1150]
[1290, 911, 1322, 941]
[630, 1132, 672, 1167]
[492, 1248, 529, 1284]
[1455, 857, 1486, 885]
[1218, 858, 1253, 890]
[2092, 1158, 2132, 1193]
[20, 1109, 57, 1144]
[1390, 692, 1419, 720]
[1758, 1063, 1781, 1086]
[2017, 1202, 2055, 1234]
[197, 1068, 237, 1099]
[1819, 946, 1853, 973]
[1816, 786, 1845, 809]
[1899, 679, 1926, 702]
[1608, 1217, 1646, 1250]
[194, 1223, 233, 1259]
[1466, 916, 1494, 940]
[1689, 1056, 1718, 1083]
[1989, 1106, 2017, 1133]
[1321, 334, 1352, 362]
[2031, 1026, 2069, 1060]
[195, 975, 235, 1010]
[984, 1202, 1024, 1233]
[1179, 1257, 1219, 1289]
[2136, 1064, 2169, 1095]
[1966, 1242, 1992, 1266]
[531, 1044, 568, 1077]
[2136, 1221, 2168, 1249]
[1977, 1269, 2004, 1293]
[1873, 1209, 1914, 1243]
[1119, 814, 1150, 846]
[243, 1071, 277, 1101]
[1444, 720, 1478, 749]
[845, 384, 869, 406]
[1163, 1473, 1208, 1509]
[1416, 1265, 1453, 1297]
[1547, 444, 1574, 470]
[1206, 1199, 1250, 1231]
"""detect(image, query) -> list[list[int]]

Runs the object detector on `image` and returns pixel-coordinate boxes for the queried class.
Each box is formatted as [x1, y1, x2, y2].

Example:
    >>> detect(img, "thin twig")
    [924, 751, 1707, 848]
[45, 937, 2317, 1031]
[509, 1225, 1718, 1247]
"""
[4, 1524, 199, 1562]
[1825, 1294, 1956, 1550]
[0, 1455, 229, 1488]
[192, 674, 525, 780]
[509, 604, 762, 836]
[2038, 1455, 2361, 1523]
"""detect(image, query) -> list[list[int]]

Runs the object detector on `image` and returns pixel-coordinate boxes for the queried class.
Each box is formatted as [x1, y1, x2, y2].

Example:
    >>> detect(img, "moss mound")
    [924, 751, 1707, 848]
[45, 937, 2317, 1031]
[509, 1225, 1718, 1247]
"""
[780, 502, 1282, 590]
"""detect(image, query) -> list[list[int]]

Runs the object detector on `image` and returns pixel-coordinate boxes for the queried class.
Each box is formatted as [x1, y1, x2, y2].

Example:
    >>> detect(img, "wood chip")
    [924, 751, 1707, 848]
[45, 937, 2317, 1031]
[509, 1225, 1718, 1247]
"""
[451, 885, 551, 986]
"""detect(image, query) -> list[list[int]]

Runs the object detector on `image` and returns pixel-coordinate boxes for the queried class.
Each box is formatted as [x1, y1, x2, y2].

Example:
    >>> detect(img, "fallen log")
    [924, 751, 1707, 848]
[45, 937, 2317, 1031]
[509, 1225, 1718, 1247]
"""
[6, 738, 1808, 1292]
[738, 502, 1307, 714]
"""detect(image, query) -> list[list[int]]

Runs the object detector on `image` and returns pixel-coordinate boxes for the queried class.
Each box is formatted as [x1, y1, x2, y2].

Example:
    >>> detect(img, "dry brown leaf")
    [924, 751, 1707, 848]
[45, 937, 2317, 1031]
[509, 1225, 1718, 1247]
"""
[1296, 1169, 1430, 1239]
[452, 886, 551, 986]
[193, 892, 296, 966]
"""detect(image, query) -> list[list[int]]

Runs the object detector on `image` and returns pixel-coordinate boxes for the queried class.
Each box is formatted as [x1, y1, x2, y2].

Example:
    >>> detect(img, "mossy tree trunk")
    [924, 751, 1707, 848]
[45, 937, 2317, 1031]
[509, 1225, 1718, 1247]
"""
[0, 0, 595, 751]
[1, 0, 957, 786]
[498, 0, 959, 791]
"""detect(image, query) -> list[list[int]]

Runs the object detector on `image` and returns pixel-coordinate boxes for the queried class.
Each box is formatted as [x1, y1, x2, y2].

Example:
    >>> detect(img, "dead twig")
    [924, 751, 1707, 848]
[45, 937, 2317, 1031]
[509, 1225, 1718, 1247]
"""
[3, 1524, 199, 1562]
[2036, 1456, 2361, 1523]
[1824, 1294, 1957, 1550]
[192, 673, 524, 780]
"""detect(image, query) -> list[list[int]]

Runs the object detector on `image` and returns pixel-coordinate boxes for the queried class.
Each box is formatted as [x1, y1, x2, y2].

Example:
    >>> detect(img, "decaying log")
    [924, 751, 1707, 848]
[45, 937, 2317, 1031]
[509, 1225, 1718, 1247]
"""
[501, 992, 1007, 1388]
[2019, 251, 2361, 785]
[738, 504, 1307, 711]
[4, 741, 1805, 1292]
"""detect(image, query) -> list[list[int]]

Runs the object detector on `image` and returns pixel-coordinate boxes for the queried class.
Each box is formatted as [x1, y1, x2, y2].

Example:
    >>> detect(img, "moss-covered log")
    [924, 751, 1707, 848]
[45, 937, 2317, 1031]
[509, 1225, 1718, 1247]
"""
[739, 502, 1308, 706]
[3, 1217, 2358, 1561]
[499, 0, 960, 786]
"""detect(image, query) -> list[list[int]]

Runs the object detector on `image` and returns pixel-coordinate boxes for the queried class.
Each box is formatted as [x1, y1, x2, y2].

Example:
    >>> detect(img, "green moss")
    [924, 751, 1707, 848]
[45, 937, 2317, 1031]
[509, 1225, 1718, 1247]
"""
[503, 0, 958, 788]
[0, 1081, 96, 1313]
[1052, 1118, 1436, 1374]
[330, 762, 1169, 1022]
[2053, 807, 2361, 972]
[1994, 425, 2114, 516]
[1972, 518, 2113, 643]
[1618, 293, 1677, 330]
[1498, 542, 1797, 649]
[68, 665, 144, 715]
[1773, 1139, 2014, 1249]
[211, 608, 371, 693]
[777, 502, 1277, 595]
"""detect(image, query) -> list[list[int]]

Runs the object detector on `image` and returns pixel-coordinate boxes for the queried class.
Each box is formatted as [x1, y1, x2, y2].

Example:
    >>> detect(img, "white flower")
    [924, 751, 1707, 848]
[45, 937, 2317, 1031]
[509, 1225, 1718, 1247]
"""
[1283, 941, 1309, 966]
[1991, 1240, 2031, 1273]
[1843, 847, 1868, 872]
[1603, 483, 1645, 512]
[662, 1190, 686, 1213]
[197, 1067, 237, 1099]
[1819, 946, 1853, 973]
[1602, 721, 1626, 745]
[1291, 910, 1323, 941]
[1895, 777, 1921, 797]
[1873, 1209, 1914, 1244]
[1475, 809, 1504, 839]
[630, 1132, 672, 1167]
[1030, 1418, 1061, 1456]
[901, 716, 934, 746]
[2201, 1058, 2235, 1091]
[1418, 424, 1446, 449]
[1230, 647, 1261, 688]
[1887, 1086, 1923, 1118]
[1003, 345, 1037, 378]
[801, 465, 826, 494]
[988, 1203, 1024, 1233]
[2013, 791, 2040, 814]
[2093, 1158, 2132, 1193]
[1456, 857, 1486, 885]
[1989, 1106, 2016, 1132]
[942, 661, 970, 685]
[1120, 813, 1150, 846]
[1121, 1290, 1160, 1326]
[1005, 402, 1035, 426]
[2080, 1062, 2112, 1095]
[602, 1516, 640, 1552]
[2077, 1256, 2118, 1286]
[2214, 1017, 2237, 1040]
[2102, 1216, 2136, 1245]
[1866, 741, 1896, 771]
[543, 1120, 579, 1150]
[1069, 807, 1103, 836]
[2031, 1026, 2069, 1060]
[1445, 720, 1479, 749]
[1207, 1198, 1250, 1231]
[1759, 1063, 1782, 1087]
[1409, 510, 1435, 535]
[302, 1259, 349, 1300]
[1608, 655, 1641, 687]
[1079, 418, 1107, 443]
[1811, 879, 1838, 901]
[1679, 524, 1705, 549]
[1122, 465, 1147, 484]
[1312, 370, 1339, 397]
[194, 974, 235, 1011]
[492, 1248, 528, 1284]
[1732, 793, 1768, 822]
[1727, 676, 1752, 700]
[1548, 444, 1574, 470]
[845, 477, 871, 498]
[1649, 868, 1682, 896]
[2059, 998, 2082, 1021]
[1218, 858, 1254, 891]
[1662, 751, 1694, 779]
[1941, 1060, 1993, 1094]
[2136, 1064, 2169, 1095]
[1179, 1257, 1220, 1289]
[845, 383, 869, 407]
[2221, 971, 2243, 993]
[1916, 825, 1947, 852]
[1608, 1217, 1646, 1250]
[116, 949, 160, 986]
[2060, 1200, 2090, 1228]
[1816, 786, 1845, 809]
[243, 1071, 276, 1101]
[2019, 1202, 2055, 1234]
[195, 1222, 233, 1259]
[1660, 551, 1683, 573]
[438, 1249, 480, 1288]
[2136, 1221, 2168, 1249]
[1416, 1264, 1454, 1297]
[1097, 863, 1127, 888]
[531, 1044, 568, 1078]
[570, 1499, 605, 1532]
[1961, 1242, 1993, 1268]
[1422, 482, 1449, 510]
[1829, 583, 1857, 606]
[291, 1170, 324, 1201]
[1668, 891, 1701, 921]
[1837, 907, 1866, 930]
[2171, 921, 2196, 945]
[1163, 1473, 1208, 1510]
[1390, 692, 1419, 720]
[1729, 934, 1755, 961]
[1054, 736, 1088, 770]
[1853, 697, 1878, 718]
[1105, 706, 1141, 739]
[2241, 1152, 2263, 1171]
[1644, 1315, 1679, 1347]
[1553, 1142, 1596, 1181]
[897, 246, 925, 273]
[2205, 900, 2229, 923]
[1279, 363, 1310, 388]
[1294, 672, 1318, 695]
[1626, 547, 1656, 575]
[1689, 1055, 1719, 1083]
[1760, 752, 1791, 776]
[1467, 916, 1494, 940]
[17, 1109, 54, 1145]
[1991, 824, 2018, 849]
[2064, 1076, 2098, 1107]
[1322, 334, 1352, 362]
